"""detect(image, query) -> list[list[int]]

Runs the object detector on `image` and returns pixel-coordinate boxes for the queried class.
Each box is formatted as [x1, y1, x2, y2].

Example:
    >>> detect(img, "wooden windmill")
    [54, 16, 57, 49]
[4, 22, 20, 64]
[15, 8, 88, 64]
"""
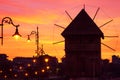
[54, 7, 117, 79]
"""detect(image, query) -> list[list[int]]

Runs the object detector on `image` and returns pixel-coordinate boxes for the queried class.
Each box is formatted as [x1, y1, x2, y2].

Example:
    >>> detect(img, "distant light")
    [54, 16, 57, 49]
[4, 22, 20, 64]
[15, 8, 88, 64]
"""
[27, 64, 31, 67]
[19, 66, 22, 70]
[33, 59, 36, 63]
[41, 69, 45, 73]
[9, 58, 13, 61]
[9, 68, 12, 71]
[14, 74, 18, 77]
[0, 70, 2, 73]
[25, 73, 28, 77]
[45, 58, 49, 63]
[4, 75, 7, 78]
[46, 66, 50, 70]
[34, 53, 38, 57]
[56, 68, 60, 72]
[34, 71, 38, 75]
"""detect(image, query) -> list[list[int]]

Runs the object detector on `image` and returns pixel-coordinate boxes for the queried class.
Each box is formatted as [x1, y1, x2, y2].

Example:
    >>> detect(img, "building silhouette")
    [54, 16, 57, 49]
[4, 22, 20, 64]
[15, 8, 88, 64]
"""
[0, 54, 60, 79]
[0, 54, 13, 79]
[112, 55, 120, 64]
[61, 9, 104, 79]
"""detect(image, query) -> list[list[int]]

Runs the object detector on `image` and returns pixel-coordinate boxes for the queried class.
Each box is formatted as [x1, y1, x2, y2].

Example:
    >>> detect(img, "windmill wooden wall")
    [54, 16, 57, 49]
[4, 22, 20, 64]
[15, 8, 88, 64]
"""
[61, 9, 104, 78]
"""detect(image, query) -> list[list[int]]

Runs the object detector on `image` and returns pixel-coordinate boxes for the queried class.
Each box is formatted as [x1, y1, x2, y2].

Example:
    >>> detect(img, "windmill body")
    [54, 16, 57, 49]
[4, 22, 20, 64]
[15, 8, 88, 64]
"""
[62, 9, 104, 78]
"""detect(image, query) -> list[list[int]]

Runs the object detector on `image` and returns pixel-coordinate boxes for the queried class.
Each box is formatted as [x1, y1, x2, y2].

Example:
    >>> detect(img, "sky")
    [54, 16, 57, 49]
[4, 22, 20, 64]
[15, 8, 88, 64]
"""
[0, 0, 120, 61]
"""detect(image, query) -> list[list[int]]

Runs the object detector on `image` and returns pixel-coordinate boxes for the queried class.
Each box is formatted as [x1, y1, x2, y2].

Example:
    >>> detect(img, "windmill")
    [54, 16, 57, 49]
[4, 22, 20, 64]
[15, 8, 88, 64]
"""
[53, 7, 118, 51]
[53, 6, 118, 78]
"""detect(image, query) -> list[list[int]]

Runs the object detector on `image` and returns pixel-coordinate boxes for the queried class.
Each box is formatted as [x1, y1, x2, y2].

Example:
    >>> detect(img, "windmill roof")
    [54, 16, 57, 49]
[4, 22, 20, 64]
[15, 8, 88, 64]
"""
[61, 9, 104, 38]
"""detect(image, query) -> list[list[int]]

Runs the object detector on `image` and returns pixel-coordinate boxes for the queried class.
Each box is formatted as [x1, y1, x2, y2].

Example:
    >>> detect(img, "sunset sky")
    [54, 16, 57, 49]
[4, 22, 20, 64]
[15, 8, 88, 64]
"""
[0, 0, 120, 61]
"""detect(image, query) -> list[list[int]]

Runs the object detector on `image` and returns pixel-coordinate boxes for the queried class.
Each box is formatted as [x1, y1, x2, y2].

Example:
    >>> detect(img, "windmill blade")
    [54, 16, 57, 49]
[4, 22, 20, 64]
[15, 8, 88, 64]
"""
[105, 36, 119, 38]
[93, 7, 100, 20]
[101, 43, 116, 51]
[54, 24, 65, 29]
[65, 10, 73, 20]
[99, 19, 113, 28]
[53, 40, 64, 44]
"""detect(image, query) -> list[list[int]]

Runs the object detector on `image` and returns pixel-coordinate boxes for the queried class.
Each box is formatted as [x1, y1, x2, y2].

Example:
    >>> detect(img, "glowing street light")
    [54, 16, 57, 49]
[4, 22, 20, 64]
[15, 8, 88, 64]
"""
[12, 25, 21, 39]
[27, 35, 31, 42]
[0, 17, 22, 45]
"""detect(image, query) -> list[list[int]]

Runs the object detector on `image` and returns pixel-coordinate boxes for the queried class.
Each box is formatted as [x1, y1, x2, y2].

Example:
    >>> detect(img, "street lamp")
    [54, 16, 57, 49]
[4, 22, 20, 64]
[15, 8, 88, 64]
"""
[27, 27, 40, 57]
[0, 17, 22, 45]
[12, 25, 21, 39]
[27, 27, 45, 57]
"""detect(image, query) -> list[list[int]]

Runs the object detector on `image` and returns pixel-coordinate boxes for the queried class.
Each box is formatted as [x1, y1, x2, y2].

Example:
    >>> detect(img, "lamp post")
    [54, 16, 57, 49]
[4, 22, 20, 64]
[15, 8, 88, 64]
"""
[27, 27, 45, 57]
[0, 17, 22, 45]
